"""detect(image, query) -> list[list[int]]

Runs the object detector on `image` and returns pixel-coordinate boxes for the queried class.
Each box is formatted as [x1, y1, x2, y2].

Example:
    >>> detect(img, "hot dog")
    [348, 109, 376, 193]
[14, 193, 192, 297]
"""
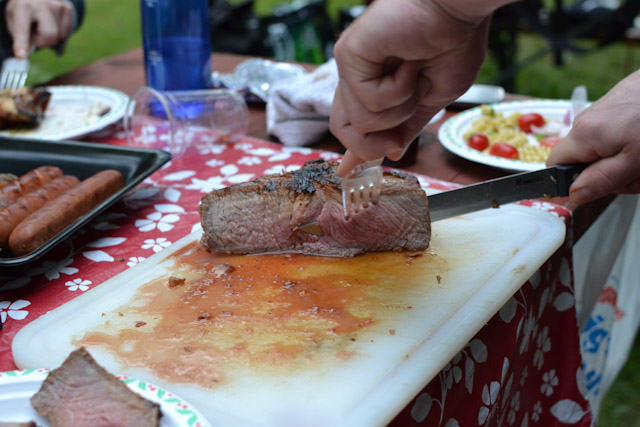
[0, 175, 80, 251]
[9, 169, 125, 256]
[0, 166, 63, 209]
[0, 173, 17, 190]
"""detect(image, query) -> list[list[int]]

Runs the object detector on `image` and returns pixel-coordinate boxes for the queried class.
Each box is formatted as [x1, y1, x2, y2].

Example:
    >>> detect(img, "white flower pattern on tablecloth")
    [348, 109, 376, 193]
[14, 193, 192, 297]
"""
[0, 299, 30, 322]
[508, 391, 520, 425]
[135, 205, 184, 232]
[520, 365, 528, 386]
[127, 257, 146, 267]
[142, 238, 171, 253]
[238, 156, 262, 166]
[197, 140, 227, 155]
[520, 311, 537, 355]
[534, 326, 551, 370]
[478, 381, 501, 424]
[40, 258, 78, 281]
[541, 369, 559, 396]
[186, 176, 226, 192]
[65, 278, 91, 292]
[532, 401, 543, 421]
[205, 159, 225, 168]
[162, 170, 197, 181]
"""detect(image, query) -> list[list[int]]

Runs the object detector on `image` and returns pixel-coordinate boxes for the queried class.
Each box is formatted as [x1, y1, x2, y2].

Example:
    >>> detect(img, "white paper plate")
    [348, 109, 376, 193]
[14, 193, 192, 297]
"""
[0, 369, 211, 427]
[0, 85, 128, 141]
[438, 99, 575, 172]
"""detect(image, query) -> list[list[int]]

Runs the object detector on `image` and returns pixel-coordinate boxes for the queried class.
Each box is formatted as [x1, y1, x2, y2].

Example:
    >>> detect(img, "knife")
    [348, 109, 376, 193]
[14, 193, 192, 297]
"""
[298, 164, 587, 236]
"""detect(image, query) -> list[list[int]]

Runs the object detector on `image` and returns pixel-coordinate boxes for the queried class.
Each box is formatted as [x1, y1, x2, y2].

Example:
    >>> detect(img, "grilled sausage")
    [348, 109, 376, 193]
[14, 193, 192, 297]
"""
[8, 169, 125, 256]
[0, 175, 80, 251]
[0, 173, 17, 190]
[0, 166, 63, 209]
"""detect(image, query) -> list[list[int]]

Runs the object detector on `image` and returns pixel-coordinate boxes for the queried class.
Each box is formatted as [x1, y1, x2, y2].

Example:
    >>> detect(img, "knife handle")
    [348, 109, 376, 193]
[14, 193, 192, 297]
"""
[554, 163, 589, 197]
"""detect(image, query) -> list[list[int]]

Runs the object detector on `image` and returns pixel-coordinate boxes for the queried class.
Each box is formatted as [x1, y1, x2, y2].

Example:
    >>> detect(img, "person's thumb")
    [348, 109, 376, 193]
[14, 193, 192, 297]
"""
[568, 153, 638, 205]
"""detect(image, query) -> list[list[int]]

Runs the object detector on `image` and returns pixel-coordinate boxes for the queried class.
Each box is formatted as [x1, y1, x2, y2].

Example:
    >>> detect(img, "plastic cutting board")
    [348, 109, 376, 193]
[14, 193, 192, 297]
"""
[12, 204, 565, 426]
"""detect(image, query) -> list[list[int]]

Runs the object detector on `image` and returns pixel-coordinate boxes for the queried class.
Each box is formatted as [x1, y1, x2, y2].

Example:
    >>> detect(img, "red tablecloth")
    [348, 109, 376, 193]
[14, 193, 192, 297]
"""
[0, 130, 593, 426]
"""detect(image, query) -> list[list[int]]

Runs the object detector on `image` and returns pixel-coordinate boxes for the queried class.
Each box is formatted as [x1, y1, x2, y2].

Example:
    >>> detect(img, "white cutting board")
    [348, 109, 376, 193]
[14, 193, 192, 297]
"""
[12, 204, 565, 427]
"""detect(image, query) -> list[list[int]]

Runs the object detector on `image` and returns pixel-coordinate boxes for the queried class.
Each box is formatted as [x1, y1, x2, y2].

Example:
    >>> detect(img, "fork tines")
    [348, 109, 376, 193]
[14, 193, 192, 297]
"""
[341, 158, 383, 218]
[0, 57, 29, 90]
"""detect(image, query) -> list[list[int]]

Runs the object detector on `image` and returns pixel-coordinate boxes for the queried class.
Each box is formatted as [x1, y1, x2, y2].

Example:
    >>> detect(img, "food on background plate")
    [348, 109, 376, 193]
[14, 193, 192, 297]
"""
[9, 169, 125, 256]
[200, 159, 430, 257]
[0, 87, 51, 129]
[30, 347, 161, 427]
[463, 104, 568, 162]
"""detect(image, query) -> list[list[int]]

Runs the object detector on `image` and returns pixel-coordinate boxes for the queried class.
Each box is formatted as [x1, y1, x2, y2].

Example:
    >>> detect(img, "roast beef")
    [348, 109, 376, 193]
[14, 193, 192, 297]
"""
[199, 159, 431, 257]
[30, 347, 161, 427]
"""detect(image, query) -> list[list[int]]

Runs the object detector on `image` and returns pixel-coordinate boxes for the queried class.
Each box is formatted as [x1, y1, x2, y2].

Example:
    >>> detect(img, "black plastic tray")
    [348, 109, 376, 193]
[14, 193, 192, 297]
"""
[0, 138, 171, 273]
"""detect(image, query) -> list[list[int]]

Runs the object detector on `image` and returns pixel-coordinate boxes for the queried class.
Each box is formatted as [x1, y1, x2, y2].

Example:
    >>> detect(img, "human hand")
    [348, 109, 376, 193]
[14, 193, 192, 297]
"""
[330, 0, 512, 176]
[5, 0, 74, 58]
[546, 70, 640, 205]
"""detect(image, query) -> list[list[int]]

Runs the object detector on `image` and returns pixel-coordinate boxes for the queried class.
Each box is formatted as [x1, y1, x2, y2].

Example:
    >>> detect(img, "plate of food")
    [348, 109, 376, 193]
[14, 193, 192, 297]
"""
[0, 85, 128, 141]
[438, 99, 587, 172]
[0, 348, 210, 427]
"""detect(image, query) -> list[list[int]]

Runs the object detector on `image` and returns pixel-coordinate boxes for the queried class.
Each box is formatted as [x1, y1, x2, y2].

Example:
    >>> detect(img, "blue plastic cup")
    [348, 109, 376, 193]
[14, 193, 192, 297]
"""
[140, 0, 212, 91]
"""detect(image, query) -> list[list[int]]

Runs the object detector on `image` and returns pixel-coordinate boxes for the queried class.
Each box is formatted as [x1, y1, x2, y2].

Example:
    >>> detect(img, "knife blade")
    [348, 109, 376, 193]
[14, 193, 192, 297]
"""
[428, 163, 587, 222]
[297, 164, 587, 236]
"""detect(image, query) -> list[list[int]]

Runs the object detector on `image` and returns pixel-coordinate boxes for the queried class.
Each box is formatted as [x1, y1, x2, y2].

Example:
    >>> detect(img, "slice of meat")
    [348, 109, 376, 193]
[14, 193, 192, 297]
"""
[30, 347, 161, 427]
[0, 87, 51, 129]
[199, 159, 431, 257]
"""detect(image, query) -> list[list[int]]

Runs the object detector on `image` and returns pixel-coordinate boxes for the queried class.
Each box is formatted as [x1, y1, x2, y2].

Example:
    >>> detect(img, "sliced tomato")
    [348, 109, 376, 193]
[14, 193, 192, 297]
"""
[540, 135, 562, 149]
[517, 113, 545, 133]
[468, 133, 489, 151]
[489, 142, 519, 160]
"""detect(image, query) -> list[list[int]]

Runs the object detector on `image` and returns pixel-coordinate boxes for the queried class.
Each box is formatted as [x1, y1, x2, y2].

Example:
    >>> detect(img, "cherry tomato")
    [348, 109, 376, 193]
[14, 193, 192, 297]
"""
[517, 113, 545, 133]
[540, 135, 561, 149]
[489, 143, 519, 159]
[468, 133, 489, 151]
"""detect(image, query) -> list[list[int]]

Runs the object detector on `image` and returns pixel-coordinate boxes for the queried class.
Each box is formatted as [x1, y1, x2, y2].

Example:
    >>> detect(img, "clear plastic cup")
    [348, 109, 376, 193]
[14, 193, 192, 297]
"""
[124, 86, 249, 156]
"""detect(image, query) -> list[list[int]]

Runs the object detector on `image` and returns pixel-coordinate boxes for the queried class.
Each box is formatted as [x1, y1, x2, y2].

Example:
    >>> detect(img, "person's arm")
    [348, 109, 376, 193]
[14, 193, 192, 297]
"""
[546, 69, 640, 205]
[330, 0, 515, 176]
[4, 0, 84, 59]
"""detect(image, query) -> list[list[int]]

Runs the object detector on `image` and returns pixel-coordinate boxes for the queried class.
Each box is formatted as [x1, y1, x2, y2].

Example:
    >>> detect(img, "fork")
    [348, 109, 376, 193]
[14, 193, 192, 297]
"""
[341, 157, 384, 218]
[0, 56, 30, 90]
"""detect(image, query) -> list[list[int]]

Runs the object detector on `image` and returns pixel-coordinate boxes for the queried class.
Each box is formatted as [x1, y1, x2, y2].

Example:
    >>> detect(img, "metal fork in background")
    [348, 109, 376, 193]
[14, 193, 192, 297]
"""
[341, 157, 384, 218]
[0, 57, 29, 90]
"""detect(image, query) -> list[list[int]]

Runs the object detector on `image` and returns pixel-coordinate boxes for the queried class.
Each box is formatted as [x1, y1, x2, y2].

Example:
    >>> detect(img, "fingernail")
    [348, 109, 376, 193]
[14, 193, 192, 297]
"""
[570, 187, 594, 205]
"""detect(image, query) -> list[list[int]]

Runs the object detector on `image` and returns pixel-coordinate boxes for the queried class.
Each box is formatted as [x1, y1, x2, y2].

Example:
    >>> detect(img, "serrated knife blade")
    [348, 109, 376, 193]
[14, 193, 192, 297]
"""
[428, 163, 587, 222]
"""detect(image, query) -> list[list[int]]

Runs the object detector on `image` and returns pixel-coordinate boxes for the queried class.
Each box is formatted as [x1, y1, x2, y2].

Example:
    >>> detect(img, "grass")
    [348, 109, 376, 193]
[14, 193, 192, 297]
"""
[25, 0, 640, 424]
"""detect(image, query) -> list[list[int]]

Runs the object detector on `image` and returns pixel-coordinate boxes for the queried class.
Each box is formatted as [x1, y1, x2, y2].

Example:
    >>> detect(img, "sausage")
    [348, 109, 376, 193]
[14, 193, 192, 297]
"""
[0, 166, 63, 209]
[0, 173, 17, 190]
[9, 169, 125, 256]
[0, 175, 80, 251]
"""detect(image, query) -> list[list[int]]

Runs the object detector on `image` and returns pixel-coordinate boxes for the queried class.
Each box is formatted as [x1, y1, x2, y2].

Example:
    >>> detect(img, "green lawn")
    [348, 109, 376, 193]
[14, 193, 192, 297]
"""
[25, 1, 640, 424]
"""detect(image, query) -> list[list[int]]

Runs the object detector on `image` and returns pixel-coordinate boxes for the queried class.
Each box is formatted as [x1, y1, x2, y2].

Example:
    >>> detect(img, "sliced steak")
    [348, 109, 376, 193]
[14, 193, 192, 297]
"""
[200, 159, 431, 257]
[30, 348, 161, 427]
